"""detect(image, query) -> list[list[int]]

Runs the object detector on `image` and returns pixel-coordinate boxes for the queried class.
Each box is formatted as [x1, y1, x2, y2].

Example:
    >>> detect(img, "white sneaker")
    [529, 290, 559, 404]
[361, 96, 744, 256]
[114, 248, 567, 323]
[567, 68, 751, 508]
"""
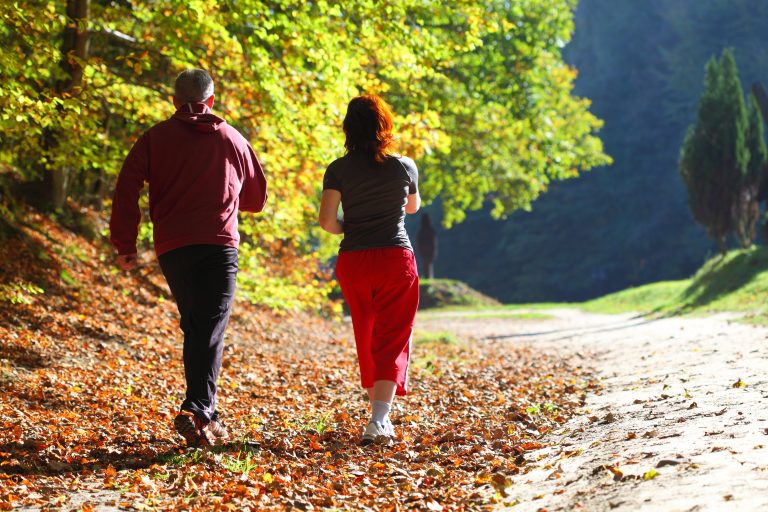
[361, 421, 391, 446]
[382, 417, 395, 437]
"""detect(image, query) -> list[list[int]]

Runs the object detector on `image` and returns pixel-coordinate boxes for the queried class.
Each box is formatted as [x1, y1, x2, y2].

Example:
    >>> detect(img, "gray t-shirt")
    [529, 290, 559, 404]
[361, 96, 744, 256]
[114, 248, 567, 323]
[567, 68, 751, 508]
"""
[323, 151, 418, 252]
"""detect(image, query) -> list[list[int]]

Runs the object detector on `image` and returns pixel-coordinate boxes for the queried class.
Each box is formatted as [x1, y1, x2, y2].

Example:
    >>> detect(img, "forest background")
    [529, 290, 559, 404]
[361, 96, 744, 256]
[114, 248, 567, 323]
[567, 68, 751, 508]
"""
[430, 0, 768, 303]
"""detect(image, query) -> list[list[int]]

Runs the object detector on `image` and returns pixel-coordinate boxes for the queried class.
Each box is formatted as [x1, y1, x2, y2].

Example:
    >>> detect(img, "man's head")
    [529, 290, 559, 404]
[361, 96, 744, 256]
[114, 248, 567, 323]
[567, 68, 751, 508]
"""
[173, 69, 214, 108]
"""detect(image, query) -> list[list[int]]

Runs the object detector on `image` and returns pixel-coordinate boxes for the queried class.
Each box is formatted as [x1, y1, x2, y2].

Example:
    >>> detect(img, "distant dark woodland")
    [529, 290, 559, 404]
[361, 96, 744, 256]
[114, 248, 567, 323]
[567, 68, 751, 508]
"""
[420, 0, 768, 303]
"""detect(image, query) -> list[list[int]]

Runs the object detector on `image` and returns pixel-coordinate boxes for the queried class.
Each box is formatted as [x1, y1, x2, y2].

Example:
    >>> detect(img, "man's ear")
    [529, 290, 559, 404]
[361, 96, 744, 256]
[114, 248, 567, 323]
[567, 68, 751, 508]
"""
[205, 94, 215, 109]
[172, 96, 180, 109]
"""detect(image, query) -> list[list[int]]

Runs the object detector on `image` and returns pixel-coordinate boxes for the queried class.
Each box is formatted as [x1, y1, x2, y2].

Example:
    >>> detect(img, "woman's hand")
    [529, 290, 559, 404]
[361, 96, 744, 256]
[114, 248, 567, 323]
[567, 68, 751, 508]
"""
[319, 189, 344, 234]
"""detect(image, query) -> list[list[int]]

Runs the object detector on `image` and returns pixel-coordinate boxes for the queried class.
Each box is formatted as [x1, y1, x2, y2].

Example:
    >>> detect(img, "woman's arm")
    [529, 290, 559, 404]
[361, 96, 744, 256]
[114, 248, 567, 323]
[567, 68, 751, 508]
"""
[319, 189, 344, 234]
[405, 192, 421, 214]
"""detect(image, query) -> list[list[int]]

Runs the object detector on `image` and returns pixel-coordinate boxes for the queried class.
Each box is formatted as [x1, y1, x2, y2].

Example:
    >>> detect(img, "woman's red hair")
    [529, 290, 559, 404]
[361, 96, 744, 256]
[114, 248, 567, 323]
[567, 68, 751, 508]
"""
[343, 94, 396, 164]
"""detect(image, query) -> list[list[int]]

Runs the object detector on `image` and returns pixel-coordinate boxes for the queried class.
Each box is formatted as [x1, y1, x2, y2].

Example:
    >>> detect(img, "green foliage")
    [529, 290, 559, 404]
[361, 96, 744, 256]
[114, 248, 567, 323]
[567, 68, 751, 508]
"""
[679, 49, 749, 253]
[678, 49, 768, 252]
[0, 281, 44, 304]
[643, 468, 659, 481]
[294, 412, 335, 435]
[1, 1, 609, 310]
[59, 270, 78, 287]
[408, 0, 612, 226]
[222, 448, 259, 477]
[160, 449, 207, 468]
[525, 404, 541, 415]
[746, 95, 768, 189]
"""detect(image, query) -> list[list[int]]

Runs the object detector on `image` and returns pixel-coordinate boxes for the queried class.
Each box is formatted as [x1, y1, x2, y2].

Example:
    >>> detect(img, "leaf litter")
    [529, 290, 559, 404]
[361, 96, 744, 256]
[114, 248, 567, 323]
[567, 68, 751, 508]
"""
[0, 210, 595, 510]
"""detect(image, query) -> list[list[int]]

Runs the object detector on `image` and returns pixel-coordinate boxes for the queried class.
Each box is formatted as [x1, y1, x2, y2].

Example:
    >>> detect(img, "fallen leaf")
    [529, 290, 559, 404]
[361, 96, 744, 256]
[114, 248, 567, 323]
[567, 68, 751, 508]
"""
[643, 469, 659, 480]
[426, 500, 443, 511]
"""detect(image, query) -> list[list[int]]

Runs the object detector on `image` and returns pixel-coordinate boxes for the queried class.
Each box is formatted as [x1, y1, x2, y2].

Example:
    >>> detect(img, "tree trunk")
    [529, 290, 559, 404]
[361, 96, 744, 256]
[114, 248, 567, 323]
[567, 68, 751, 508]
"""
[751, 83, 768, 204]
[46, 0, 90, 210]
[717, 235, 727, 256]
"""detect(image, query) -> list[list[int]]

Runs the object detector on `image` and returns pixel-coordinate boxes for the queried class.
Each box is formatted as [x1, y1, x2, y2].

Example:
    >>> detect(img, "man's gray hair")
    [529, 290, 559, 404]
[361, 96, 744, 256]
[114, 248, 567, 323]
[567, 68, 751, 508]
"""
[174, 69, 214, 103]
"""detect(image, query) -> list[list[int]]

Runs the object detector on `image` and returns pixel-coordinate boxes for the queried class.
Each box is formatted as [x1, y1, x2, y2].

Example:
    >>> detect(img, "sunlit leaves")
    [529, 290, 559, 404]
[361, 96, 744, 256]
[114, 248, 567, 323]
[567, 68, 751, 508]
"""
[0, 209, 595, 508]
[1, 0, 610, 308]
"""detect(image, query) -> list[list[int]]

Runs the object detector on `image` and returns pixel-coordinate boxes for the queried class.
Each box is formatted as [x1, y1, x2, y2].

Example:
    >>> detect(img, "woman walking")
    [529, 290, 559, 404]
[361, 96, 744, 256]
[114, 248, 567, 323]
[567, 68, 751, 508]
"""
[319, 94, 421, 445]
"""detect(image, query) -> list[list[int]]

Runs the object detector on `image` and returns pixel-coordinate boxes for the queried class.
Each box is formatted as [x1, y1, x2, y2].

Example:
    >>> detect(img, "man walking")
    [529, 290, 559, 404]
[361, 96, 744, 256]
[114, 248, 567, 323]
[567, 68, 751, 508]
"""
[109, 69, 267, 446]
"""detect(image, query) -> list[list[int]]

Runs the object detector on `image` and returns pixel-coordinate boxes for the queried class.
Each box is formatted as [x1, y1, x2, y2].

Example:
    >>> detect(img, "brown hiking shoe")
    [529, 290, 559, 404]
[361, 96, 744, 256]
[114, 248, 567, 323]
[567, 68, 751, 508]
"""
[173, 411, 230, 447]
[203, 418, 230, 445]
[173, 411, 211, 447]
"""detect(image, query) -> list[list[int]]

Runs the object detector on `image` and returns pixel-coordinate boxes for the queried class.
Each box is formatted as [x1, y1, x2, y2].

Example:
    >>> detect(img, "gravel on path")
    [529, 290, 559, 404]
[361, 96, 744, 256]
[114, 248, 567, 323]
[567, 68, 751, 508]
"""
[417, 309, 768, 511]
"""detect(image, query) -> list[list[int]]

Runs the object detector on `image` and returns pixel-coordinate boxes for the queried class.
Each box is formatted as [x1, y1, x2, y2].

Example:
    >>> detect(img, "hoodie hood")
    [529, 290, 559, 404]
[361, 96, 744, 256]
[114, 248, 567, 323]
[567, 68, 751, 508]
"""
[172, 102, 226, 133]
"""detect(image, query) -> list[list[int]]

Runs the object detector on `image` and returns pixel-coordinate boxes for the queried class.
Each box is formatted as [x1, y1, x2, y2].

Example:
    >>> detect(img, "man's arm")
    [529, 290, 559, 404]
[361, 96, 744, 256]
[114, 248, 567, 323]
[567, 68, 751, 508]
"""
[239, 145, 268, 213]
[109, 133, 149, 269]
[319, 189, 343, 234]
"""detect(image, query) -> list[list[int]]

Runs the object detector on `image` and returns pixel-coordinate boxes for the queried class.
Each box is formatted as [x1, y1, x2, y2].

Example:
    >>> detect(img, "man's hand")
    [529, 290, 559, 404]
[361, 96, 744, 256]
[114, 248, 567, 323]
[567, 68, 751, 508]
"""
[117, 253, 138, 271]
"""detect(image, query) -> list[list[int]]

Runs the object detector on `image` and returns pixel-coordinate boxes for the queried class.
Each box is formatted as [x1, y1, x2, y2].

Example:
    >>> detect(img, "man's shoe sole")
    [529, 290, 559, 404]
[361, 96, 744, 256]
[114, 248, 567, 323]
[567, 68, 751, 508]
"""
[174, 413, 210, 447]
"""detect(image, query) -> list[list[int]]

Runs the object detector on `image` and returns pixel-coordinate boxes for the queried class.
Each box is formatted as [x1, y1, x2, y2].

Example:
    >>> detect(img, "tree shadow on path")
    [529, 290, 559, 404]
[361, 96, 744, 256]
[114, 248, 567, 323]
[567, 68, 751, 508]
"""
[486, 315, 661, 343]
[0, 440, 183, 477]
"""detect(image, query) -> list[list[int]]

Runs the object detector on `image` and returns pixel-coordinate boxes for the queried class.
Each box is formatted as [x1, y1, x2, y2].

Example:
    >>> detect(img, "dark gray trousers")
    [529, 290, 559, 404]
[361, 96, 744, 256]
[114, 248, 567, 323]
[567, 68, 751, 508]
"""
[158, 244, 238, 422]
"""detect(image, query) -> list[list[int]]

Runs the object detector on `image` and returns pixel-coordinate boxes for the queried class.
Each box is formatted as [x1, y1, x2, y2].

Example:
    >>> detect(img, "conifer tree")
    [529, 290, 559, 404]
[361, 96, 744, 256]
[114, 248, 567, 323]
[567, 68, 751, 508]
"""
[680, 49, 749, 254]
[738, 93, 768, 247]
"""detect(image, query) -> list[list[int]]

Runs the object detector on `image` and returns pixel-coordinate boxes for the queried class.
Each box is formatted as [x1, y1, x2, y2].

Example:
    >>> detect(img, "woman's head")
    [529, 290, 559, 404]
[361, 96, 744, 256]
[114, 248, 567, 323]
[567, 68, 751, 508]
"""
[343, 94, 396, 164]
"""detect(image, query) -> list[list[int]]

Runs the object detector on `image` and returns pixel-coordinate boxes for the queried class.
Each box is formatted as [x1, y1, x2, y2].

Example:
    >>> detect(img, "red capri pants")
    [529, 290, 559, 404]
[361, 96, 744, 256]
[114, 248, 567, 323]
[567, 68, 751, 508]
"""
[335, 247, 419, 396]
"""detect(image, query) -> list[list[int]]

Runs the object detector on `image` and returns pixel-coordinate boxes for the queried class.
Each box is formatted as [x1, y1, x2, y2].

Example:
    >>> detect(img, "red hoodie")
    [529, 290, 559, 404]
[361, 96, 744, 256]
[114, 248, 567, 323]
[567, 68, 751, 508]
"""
[109, 103, 268, 256]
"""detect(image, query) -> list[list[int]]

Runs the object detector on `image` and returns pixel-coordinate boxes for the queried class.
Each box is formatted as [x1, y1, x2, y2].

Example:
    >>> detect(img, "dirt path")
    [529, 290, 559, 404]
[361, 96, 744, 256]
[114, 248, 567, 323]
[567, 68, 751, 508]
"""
[418, 309, 768, 511]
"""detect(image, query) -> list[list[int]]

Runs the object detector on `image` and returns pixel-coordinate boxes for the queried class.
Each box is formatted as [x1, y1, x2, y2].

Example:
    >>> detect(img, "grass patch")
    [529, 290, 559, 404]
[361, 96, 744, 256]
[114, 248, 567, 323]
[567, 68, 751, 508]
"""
[160, 449, 207, 467]
[412, 329, 471, 376]
[581, 246, 768, 322]
[0, 281, 44, 305]
[413, 330, 460, 345]
[411, 353, 442, 376]
[418, 278, 501, 309]
[418, 247, 768, 324]
[581, 280, 688, 315]
[222, 448, 259, 477]
[293, 411, 335, 434]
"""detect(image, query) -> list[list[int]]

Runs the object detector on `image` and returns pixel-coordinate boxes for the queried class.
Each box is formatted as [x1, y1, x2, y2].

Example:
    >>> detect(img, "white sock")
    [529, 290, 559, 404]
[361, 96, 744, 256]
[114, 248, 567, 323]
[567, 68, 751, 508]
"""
[371, 400, 391, 425]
